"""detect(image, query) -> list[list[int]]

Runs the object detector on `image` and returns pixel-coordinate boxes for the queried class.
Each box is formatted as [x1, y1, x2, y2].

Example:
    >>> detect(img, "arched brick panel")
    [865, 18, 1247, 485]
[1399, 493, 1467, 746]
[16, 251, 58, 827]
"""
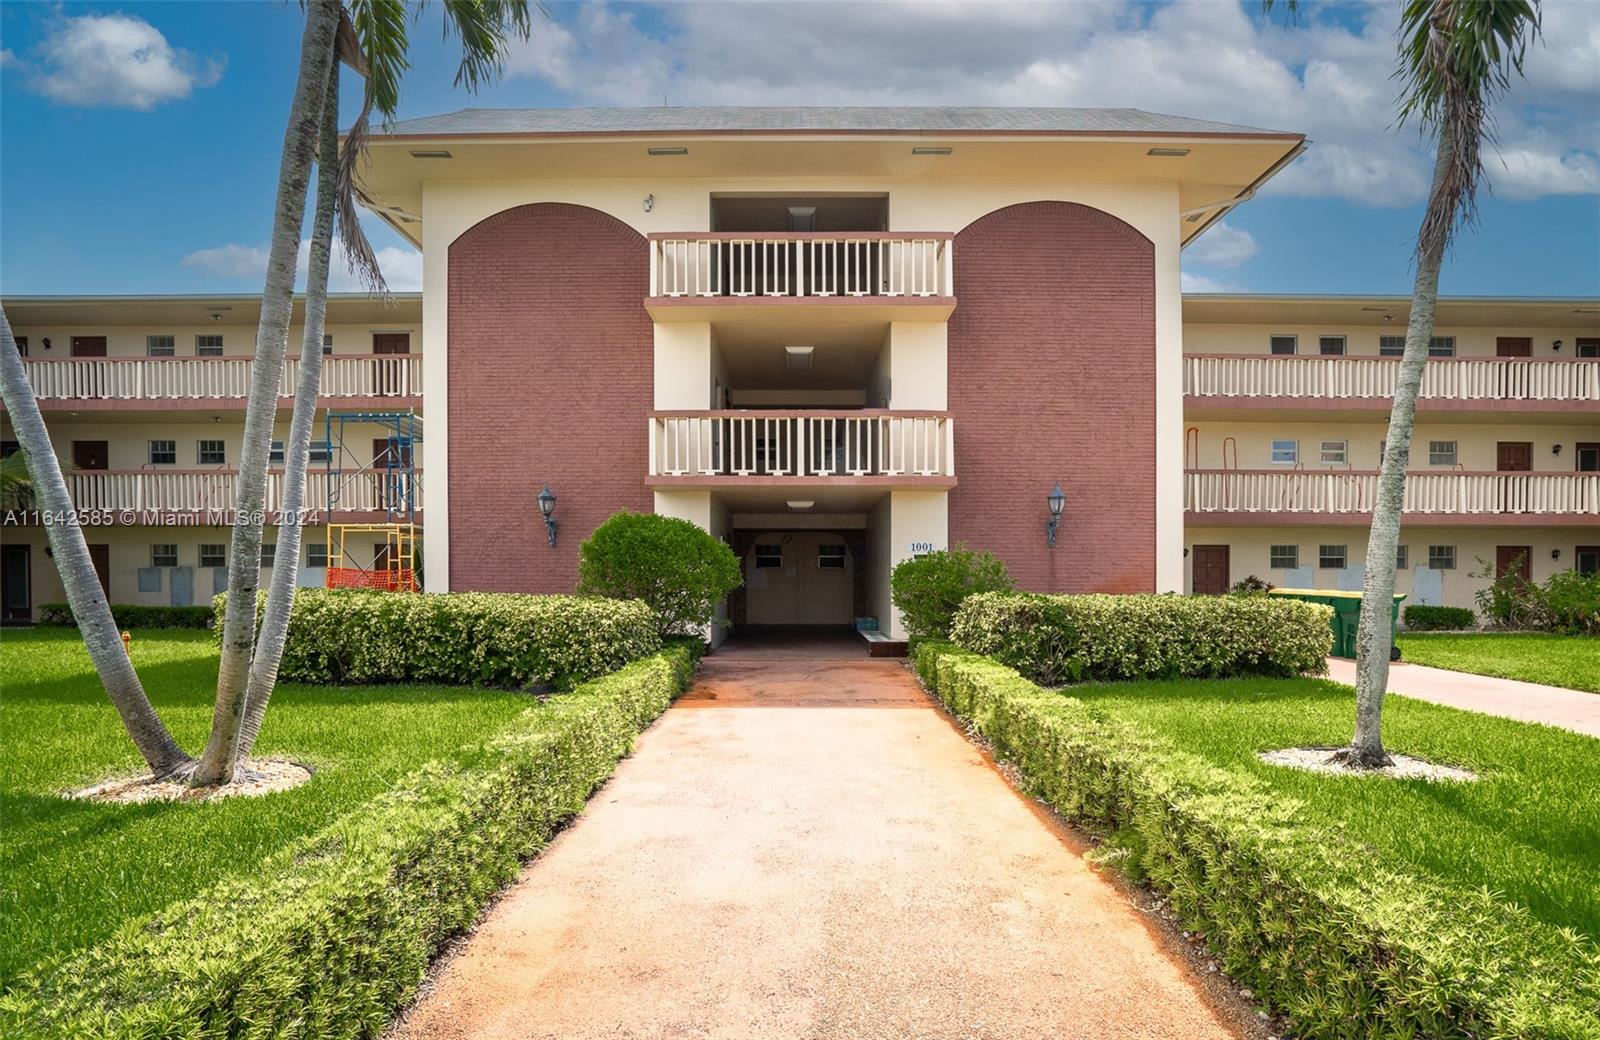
[948, 201, 1155, 592]
[447, 203, 652, 592]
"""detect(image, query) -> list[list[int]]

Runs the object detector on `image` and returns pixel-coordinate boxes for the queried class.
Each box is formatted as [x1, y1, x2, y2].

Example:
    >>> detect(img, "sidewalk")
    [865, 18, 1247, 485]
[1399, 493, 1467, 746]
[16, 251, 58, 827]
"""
[1324, 657, 1600, 738]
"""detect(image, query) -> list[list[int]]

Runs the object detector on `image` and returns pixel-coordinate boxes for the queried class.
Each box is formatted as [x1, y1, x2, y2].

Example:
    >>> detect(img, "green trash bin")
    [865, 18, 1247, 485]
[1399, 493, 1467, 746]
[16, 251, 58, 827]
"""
[1268, 588, 1406, 660]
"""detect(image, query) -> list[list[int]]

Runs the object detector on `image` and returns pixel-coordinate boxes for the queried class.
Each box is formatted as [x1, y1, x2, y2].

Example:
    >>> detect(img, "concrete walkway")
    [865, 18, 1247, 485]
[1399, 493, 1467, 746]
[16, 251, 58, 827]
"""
[1325, 657, 1600, 738]
[389, 635, 1247, 1040]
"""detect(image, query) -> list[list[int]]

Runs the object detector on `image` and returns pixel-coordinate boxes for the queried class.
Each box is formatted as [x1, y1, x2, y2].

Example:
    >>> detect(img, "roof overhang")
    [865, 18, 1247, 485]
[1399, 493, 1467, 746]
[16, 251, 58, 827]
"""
[1183, 293, 1600, 328]
[1, 293, 422, 327]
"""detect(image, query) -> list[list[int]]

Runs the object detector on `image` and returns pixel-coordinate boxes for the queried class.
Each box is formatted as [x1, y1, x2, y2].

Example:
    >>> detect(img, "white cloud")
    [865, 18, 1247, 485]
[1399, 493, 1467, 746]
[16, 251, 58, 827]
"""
[0, 48, 17, 70]
[181, 237, 423, 293]
[1180, 271, 1243, 294]
[1183, 221, 1258, 269]
[23, 13, 222, 110]
[180, 243, 268, 280]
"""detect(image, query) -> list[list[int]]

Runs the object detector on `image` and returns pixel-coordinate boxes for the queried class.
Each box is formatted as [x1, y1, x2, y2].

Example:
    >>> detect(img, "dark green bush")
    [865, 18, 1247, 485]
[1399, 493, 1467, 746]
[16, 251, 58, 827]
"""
[951, 592, 1331, 685]
[889, 545, 1014, 641]
[1472, 558, 1600, 635]
[37, 603, 214, 629]
[912, 643, 1600, 1040]
[214, 589, 659, 690]
[577, 512, 742, 637]
[1228, 574, 1273, 595]
[0, 648, 696, 1039]
[1538, 569, 1600, 636]
[1403, 605, 1477, 631]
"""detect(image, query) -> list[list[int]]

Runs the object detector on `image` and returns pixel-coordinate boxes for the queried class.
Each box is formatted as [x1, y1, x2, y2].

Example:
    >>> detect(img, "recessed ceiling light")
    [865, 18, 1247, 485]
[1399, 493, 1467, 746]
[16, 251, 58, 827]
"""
[1575, 308, 1600, 314]
[912, 146, 953, 156]
[408, 150, 452, 159]
[786, 500, 815, 511]
[1148, 147, 1191, 157]
[647, 147, 688, 156]
[785, 345, 814, 370]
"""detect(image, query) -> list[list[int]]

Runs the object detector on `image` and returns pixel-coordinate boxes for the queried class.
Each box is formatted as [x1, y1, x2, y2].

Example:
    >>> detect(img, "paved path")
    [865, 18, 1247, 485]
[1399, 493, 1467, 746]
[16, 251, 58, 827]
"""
[1325, 657, 1600, 738]
[390, 635, 1244, 1040]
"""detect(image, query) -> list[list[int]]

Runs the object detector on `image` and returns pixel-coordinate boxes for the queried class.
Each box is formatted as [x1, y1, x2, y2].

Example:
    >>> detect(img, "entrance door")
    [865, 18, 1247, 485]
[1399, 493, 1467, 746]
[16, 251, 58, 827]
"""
[1495, 337, 1532, 357]
[87, 543, 110, 599]
[1497, 442, 1532, 472]
[744, 532, 852, 625]
[70, 336, 108, 357]
[1496, 545, 1531, 582]
[72, 440, 109, 470]
[372, 333, 410, 396]
[1, 544, 31, 622]
[1192, 545, 1230, 595]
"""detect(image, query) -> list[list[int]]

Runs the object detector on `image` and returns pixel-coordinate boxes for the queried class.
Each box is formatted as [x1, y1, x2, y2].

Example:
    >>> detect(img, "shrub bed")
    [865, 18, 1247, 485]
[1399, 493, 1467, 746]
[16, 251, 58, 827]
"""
[37, 603, 213, 629]
[889, 545, 1014, 641]
[951, 592, 1331, 685]
[1403, 604, 1477, 631]
[913, 643, 1600, 1040]
[0, 647, 695, 1039]
[214, 589, 660, 690]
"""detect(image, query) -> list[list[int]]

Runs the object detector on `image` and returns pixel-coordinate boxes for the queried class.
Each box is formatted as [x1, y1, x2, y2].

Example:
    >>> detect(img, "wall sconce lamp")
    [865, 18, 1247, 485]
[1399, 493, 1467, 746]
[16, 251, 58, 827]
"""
[1553, 340, 1563, 352]
[1553, 444, 1563, 456]
[537, 484, 558, 548]
[642, 194, 654, 213]
[1045, 483, 1066, 548]
[1552, 548, 1562, 561]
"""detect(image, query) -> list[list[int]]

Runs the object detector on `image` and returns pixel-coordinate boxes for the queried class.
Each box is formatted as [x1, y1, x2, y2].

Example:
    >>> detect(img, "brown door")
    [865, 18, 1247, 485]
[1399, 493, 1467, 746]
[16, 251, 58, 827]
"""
[72, 440, 109, 470]
[1496, 442, 1532, 471]
[70, 336, 107, 357]
[87, 543, 110, 599]
[1495, 337, 1532, 357]
[1, 544, 31, 622]
[1192, 545, 1230, 595]
[372, 333, 410, 395]
[1576, 442, 1600, 473]
[1495, 545, 1531, 582]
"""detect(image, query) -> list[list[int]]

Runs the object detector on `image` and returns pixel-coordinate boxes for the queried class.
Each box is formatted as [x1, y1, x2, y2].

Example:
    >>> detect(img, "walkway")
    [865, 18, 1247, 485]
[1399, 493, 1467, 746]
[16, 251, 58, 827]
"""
[1325, 657, 1600, 738]
[389, 634, 1247, 1040]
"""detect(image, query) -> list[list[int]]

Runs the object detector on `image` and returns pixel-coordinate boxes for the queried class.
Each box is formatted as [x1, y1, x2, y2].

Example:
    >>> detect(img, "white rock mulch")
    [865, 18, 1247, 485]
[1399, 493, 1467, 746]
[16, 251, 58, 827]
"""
[1259, 746, 1477, 783]
[67, 758, 313, 804]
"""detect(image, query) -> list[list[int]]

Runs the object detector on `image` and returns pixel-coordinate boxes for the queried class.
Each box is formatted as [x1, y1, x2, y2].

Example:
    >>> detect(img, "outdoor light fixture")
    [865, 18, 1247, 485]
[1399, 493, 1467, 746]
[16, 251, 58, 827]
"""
[1553, 340, 1563, 351]
[537, 484, 558, 548]
[912, 146, 953, 156]
[408, 150, 452, 159]
[1553, 443, 1563, 456]
[643, 194, 654, 213]
[785, 345, 814, 370]
[1552, 549, 1562, 560]
[1147, 147, 1190, 157]
[786, 500, 815, 511]
[1045, 483, 1066, 549]
[647, 147, 688, 156]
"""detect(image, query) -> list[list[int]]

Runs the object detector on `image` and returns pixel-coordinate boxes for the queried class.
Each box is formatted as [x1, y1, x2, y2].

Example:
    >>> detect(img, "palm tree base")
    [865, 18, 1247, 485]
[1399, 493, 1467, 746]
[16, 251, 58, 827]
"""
[1329, 745, 1396, 770]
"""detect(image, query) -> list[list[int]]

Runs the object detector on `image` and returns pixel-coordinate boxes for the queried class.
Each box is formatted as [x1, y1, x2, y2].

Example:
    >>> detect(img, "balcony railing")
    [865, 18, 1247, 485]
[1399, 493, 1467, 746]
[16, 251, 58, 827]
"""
[649, 233, 953, 299]
[8, 468, 425, 520]
[650, 411, 954, 479]
[15, 354, 422, 402]
[1186, 469, 1599, 516]
[1183, 355, 1599, 402]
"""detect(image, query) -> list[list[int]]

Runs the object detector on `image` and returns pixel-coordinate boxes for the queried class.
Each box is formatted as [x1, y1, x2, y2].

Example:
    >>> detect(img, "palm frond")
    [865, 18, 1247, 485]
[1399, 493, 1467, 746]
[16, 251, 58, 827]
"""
[346, 0, 411, 121]
[437, 0, 536, 95]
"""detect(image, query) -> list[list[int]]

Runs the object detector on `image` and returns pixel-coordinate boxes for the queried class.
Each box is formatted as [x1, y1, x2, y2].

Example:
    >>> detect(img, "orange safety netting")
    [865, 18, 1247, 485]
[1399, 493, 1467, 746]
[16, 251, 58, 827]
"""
[324, 567, 419, 592]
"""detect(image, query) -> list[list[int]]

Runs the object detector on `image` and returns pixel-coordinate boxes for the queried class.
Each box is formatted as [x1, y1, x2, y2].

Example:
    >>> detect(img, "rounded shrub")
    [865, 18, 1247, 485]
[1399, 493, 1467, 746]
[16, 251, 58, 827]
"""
[890, 545, 1014, 641]
[578, 512, 742, 637]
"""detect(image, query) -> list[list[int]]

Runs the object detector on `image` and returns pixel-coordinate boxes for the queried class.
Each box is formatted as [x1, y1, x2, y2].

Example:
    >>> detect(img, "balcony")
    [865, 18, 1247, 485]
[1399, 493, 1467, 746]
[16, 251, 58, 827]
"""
[1183, 355, 1599, 418]
[1185, 469, 1599, 526]
[648, 411, 954, 486]
[2, 468, 423, 524]
[8, 355, 423, 409]
[646, 233, 955, 325]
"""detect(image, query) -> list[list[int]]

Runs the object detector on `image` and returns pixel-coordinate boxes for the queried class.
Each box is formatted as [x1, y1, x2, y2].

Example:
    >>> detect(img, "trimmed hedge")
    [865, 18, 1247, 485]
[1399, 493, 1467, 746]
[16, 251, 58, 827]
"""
[0, 647, 695, 1039]
[913, 643, 1600, 1040]
[951, 592, 1331, 685]
[214, 589, 660, 690]
[37, 603, 213, 629]
[1403, 604, 1477, 631]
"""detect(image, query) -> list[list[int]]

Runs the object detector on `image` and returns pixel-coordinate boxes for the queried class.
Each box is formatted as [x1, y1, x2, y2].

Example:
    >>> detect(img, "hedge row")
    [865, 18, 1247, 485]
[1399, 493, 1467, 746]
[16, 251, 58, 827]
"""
[37, 603, 213, 629]
[1403, 604, 1478, 631]
[214, 589, 661, 690]
[951, 592, 1332, 685]
[0, 647, 696, 1039]
[913, 643, 1600, 1040]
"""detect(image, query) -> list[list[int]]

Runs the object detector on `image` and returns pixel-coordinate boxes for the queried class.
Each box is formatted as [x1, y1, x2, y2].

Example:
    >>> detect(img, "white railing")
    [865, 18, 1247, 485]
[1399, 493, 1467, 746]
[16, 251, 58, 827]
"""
[650, 411, 954, 479]
[34, 469, 425, 518]
[1185, 469, 1600, 516]
[1183, 355, 1600, 402]
[650, 233, 953, 299]
[17, 355, 423, 401]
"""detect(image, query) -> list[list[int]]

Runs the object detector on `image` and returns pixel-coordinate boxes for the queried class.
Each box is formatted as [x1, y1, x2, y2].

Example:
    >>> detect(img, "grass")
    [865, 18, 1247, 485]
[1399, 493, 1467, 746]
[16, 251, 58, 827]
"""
[0, 628, 529, 986]
[1070, 676, 1600, 942]
[1396, 632, 1600, 692]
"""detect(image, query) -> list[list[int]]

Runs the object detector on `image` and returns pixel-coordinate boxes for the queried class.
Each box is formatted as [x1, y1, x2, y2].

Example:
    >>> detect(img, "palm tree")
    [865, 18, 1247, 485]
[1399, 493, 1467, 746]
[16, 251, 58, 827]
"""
[1334, 0, 1541, 767]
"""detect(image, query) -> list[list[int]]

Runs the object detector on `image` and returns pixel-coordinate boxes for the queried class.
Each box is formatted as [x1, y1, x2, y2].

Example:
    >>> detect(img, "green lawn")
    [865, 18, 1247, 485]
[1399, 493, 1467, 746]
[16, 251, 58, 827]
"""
[1071, 677, 1600, 941]
[1396, 632, 1600, 692]
[0, 628, 528, 986]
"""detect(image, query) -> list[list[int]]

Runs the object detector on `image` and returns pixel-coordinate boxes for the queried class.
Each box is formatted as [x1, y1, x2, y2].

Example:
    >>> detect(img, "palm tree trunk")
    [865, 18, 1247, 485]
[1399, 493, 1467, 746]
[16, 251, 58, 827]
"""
[1339, 123, 1455, 769]
[238, 58, 340, 758]
[192, 0, 340, 786]
[0, 308, 190, 775]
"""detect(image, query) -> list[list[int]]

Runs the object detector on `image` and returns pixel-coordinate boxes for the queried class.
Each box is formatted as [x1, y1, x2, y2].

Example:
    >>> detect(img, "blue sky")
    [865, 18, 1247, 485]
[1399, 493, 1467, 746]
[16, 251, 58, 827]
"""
[1, 1, 1596, 298]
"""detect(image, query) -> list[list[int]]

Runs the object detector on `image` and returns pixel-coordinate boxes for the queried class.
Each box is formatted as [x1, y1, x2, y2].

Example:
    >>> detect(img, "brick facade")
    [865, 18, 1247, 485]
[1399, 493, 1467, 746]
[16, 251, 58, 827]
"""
[948, 201, 1156, 592]
[447, 203, 653, 592]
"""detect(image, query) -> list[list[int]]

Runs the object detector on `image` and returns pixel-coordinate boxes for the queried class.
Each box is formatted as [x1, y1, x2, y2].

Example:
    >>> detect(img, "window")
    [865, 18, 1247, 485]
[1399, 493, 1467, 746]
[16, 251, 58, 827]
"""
[1576, 443, 1600, 473]
[1269, 335, 1297, 355]
[1428, 336, 1456, 357]
[148, 439, 176, 465]
[306, 542, 328, 568]
[1396, 545, 1409, 570]
[147, 334, 176, 357]
[817, 545, 847, 569]
[269, 440, 285, 464]
[199, 544, 227, 568]
[195, 334, 224, 356]
[151, 544, 178, 568]
[1428, 440, 1458, 466]
[1379, 335, 1406, 356]
[1577, 546, 1600, 576]
[1270, 439, 1299, 465]
[308, 441, 331, 464]
[1318, 335, 1346, 356]
[1428, 545, 1457, 570]
[1319, 439, 1348, 465]
[754, 545, 783, 569]
[1269, 544, 1299, 569]
[260, 543, 276, 568]
[1319, 545, 1348, 569]
[198, 439, 226, 465]
[322, 333, 333, 356]
[1577, 338, 1600, 359]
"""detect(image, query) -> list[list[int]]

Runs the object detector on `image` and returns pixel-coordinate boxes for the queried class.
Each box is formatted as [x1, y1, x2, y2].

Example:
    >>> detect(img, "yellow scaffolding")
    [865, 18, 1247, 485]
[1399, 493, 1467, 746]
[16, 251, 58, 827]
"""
[325, 522, 419, 592]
